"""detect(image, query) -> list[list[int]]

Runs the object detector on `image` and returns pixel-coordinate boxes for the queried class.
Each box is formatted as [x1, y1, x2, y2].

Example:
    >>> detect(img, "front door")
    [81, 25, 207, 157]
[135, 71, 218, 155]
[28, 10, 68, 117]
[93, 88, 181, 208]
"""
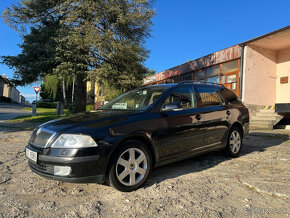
[194, 85, 229, 146]
[157, 86, 205, 161]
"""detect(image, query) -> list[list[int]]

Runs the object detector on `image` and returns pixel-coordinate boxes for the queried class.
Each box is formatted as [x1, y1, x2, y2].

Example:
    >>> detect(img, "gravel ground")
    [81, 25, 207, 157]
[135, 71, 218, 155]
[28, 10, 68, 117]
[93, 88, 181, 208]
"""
[0, 125, 289, 217]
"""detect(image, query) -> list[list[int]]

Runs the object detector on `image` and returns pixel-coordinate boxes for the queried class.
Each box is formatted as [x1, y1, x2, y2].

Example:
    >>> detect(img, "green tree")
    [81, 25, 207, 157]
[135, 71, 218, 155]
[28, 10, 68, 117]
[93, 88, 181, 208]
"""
[143, 69, 155, 78]
[2, 0, 155, 112]
[1, 19, 58, 86]
[39, 84, 53, 101]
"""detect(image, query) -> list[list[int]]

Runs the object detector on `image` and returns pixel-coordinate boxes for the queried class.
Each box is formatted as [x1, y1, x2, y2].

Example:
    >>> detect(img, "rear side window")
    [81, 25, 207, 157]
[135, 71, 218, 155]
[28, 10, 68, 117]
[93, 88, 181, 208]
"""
[220, 88, 240, 105]
[194, 85, 221, 107]
[163, 86, 195, 109]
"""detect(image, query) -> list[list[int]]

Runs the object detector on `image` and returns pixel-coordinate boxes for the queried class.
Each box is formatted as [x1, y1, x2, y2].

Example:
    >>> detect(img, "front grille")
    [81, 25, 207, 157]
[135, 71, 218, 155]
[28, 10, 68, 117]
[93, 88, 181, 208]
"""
[29, 161, 54, 175]
[29, 128, 56, 148]
[34, 131, 53, 146]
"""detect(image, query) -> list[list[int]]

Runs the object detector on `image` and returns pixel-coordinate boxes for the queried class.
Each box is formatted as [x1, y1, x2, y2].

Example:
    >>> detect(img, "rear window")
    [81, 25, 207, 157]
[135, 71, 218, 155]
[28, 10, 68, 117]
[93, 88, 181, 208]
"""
[194, 85, 221, 107]
[220, 88, 240, 105]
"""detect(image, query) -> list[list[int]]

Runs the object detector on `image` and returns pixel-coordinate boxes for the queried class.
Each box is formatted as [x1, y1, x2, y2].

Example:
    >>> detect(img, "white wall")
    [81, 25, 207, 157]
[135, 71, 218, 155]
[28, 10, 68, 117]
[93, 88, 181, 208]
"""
[243, 45, 277, 106]
[276, 47, 290, 104]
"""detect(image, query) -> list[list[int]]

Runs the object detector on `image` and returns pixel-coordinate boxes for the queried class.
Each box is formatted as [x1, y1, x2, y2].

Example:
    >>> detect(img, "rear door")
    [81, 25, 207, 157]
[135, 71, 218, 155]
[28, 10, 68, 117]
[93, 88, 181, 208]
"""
[157, 85, 205, 160]
[194, 85, 229, 146]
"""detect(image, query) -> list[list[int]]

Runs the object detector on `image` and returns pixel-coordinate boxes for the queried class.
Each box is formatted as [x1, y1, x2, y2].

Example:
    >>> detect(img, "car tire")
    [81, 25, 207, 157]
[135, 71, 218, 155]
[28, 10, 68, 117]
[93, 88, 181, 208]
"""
[109, 140, 152, 192]
[224, 127, 243, 157]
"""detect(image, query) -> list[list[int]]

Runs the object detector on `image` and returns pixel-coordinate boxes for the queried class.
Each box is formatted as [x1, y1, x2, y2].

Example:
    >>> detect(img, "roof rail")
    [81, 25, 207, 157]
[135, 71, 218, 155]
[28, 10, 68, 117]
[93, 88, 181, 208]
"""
[178, 80, 225, 87]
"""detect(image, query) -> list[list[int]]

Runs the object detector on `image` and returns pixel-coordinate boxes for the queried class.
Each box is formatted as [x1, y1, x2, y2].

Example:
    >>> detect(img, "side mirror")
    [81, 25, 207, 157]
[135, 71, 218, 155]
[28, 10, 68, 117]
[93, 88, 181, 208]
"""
[162, 102, 183, 111]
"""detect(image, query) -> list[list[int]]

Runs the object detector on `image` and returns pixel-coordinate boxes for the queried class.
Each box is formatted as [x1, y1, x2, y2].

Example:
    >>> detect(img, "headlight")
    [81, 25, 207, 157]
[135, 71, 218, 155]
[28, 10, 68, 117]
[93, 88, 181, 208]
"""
[51, 134, 97, 148]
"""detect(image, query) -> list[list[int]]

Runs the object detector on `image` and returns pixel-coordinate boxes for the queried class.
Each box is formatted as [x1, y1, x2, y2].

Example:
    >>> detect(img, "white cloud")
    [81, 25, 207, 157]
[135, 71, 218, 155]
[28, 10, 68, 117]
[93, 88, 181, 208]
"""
[22, 94, 37, 98]
[21, 93, 39, 103]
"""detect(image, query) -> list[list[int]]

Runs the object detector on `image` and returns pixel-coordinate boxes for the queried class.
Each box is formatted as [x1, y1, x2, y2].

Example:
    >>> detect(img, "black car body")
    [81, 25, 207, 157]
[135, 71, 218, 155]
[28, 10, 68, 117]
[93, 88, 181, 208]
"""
[25, 82, 249, 191]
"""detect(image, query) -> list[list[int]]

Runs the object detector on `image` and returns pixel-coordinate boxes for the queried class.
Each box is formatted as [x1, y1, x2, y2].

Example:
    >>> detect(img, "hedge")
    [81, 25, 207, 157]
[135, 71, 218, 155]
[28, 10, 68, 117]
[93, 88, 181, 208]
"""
[86, 104, 95, 111]
[37, 102, 57, 108]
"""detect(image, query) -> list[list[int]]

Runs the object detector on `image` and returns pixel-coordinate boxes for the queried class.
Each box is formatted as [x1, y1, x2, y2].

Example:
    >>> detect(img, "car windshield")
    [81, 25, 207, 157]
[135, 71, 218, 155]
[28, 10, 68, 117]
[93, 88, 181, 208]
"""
[99, 86, 168, 111]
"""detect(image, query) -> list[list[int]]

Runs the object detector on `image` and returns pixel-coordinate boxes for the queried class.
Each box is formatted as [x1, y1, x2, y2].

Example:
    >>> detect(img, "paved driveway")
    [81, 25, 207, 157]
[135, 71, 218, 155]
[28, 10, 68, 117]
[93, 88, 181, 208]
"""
[0, 103, 30, 122]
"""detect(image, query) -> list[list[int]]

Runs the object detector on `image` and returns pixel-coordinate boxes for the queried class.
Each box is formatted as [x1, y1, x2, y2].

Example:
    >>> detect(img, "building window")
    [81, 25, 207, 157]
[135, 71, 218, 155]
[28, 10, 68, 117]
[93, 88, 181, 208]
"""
[193, 70, 205, 81]
[232, 83, 236, 90]
[227, 74, 236, 83]
[221, 76, 226, 84]
[206, 76, 219, 83]
[182, 73, 192, 81]
[221, 59, 239, 74]
[206, 65, 220, 78]
[172, 77, 182, 83]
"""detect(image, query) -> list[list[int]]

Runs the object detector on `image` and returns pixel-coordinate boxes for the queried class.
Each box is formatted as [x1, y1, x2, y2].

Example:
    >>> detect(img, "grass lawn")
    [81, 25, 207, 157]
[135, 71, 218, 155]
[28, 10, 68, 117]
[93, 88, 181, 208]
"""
[8, 107, 69, 123]
[21, 107, 56, 112]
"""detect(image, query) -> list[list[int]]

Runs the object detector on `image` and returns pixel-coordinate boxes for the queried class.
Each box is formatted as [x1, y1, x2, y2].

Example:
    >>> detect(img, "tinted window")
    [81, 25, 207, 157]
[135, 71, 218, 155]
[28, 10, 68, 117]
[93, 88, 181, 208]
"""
[163, 86, 195, 109]
[220, 88, 240, 105]
[195, 85, 221, 107]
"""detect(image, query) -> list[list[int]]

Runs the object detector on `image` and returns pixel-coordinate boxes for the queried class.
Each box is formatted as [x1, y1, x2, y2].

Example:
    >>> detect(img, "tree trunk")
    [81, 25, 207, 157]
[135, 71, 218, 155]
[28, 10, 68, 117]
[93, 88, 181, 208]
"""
[74, 73, 87, 113]
[62, 77, 66, 106]
[72, 75, 75, 104]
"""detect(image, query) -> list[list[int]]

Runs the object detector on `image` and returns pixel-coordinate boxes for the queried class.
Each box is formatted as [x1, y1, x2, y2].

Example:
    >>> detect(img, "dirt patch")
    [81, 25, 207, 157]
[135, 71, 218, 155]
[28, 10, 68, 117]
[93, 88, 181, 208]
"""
[0, 128, 289, 217]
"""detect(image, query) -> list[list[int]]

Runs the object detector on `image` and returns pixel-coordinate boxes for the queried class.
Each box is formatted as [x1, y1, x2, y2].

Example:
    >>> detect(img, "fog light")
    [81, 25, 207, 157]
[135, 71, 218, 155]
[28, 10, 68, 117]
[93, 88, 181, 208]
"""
[54, 166, 71, 176]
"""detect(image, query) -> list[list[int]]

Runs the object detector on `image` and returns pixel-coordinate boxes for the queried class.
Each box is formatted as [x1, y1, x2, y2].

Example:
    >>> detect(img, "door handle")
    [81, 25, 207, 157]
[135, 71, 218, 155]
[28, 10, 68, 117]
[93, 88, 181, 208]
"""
[226, 110, 231, 116]
[195, 114, 201, 120]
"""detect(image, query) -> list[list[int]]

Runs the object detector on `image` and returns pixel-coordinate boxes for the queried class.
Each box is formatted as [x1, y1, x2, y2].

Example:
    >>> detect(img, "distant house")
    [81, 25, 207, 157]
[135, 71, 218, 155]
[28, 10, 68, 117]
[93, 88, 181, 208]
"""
[86, 80, 108, 108]
[0, 74, 25, 104]
[0, 76, 4, 98]
[20, 95, 25, 105]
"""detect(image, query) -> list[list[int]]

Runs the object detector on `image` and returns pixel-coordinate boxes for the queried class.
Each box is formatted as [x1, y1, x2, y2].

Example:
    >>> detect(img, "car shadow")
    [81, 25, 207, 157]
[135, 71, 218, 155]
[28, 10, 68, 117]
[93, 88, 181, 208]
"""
[144, 132, 289, 187]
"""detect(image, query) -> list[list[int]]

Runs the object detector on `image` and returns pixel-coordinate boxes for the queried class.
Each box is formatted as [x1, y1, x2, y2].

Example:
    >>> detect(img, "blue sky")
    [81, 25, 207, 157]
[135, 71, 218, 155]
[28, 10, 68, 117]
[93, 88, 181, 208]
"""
[1, 0, 290, 102]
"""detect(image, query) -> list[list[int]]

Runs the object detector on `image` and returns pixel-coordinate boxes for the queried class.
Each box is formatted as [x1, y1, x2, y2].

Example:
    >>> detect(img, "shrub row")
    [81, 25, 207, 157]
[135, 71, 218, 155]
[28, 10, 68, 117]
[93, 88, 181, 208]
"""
[37, 102, 57, 108]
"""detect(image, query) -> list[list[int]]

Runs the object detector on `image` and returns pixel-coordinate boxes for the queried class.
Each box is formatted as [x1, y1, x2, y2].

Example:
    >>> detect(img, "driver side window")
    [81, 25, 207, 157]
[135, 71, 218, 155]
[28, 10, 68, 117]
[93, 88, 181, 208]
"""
[163, 86, 195, 109]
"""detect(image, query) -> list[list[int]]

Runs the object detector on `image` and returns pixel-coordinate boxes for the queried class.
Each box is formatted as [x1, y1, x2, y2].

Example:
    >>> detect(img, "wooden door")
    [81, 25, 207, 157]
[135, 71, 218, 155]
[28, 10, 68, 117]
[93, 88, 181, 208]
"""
[219, 70, 240, 97]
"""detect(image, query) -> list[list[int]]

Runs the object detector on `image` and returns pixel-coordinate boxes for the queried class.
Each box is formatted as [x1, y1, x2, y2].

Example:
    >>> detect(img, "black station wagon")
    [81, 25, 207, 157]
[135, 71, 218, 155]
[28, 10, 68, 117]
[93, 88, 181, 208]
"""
[25, 82, 250, 191]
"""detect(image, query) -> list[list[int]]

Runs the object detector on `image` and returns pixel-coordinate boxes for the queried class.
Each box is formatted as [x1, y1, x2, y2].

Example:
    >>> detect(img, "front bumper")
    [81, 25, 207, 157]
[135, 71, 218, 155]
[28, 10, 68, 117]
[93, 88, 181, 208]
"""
[28, 162, 105, 183]
[26, 144, 106, 184]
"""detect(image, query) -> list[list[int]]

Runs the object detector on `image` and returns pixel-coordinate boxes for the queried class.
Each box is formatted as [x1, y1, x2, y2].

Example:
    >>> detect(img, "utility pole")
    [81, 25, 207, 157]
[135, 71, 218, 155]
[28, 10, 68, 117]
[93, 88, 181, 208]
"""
[32, 87, 41, 116]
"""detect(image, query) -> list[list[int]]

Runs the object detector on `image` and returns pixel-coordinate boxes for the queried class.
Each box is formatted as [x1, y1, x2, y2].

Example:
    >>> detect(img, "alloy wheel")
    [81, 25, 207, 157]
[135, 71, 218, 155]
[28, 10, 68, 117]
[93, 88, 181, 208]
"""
[229, 130, 241, 154]
[116, 148, 148, 186]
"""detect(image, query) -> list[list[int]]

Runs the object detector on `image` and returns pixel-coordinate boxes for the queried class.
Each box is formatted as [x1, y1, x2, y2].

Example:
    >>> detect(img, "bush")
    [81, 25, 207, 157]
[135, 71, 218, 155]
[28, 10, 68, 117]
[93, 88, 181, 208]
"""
[0, 96, 12, 103]
[37, 102, 56, 108]
[86, 104, 95, 111]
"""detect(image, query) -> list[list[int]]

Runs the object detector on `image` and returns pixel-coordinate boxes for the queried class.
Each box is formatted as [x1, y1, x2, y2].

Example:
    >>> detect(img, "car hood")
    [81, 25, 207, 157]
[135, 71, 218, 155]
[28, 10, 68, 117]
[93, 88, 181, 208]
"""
[40, 110, 143, 133]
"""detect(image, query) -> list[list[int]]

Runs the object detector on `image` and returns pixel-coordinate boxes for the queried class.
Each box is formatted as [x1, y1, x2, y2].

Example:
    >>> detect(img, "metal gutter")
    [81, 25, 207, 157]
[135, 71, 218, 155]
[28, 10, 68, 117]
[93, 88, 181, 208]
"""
[239, 45, 245, 99]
